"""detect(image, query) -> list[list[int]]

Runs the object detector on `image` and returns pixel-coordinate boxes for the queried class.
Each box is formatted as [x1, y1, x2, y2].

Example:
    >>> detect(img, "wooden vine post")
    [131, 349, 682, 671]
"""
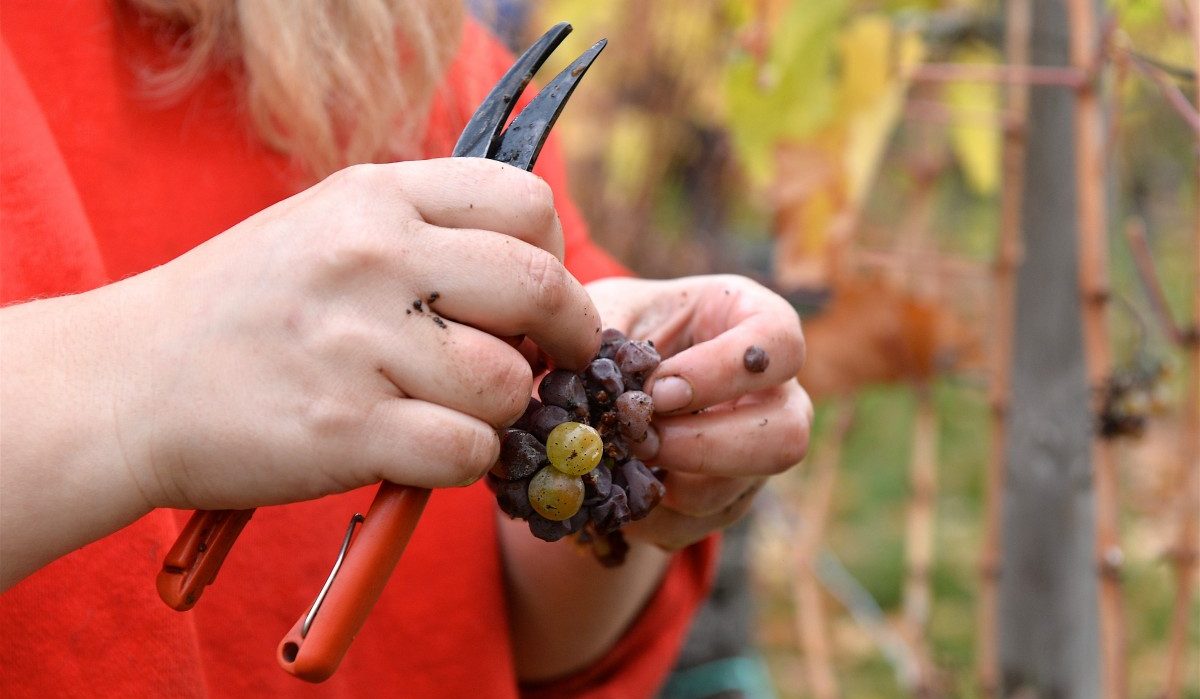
[1064, 1, 1127, 697]
[977, 0, 1030, 696]
[793, 396, 855, 699]
[1163, 5, 1200, 696]
[901, 383, 939, 694]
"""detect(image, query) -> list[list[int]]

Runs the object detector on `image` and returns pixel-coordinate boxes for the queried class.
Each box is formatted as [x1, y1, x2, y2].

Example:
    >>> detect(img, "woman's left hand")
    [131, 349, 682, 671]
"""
[585, 275, 813, 551]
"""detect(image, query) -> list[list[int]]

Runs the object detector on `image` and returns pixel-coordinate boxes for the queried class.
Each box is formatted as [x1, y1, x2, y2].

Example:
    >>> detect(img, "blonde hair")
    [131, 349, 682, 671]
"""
[123, 0, 464, 177]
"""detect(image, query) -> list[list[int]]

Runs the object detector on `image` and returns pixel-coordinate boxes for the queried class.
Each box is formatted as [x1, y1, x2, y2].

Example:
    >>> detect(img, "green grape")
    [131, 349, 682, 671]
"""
[527, 466, 584, 521]
[546, 421, 604, 476]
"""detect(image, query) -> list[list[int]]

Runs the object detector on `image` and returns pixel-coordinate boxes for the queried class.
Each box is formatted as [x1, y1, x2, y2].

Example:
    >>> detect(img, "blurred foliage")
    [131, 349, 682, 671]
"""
[943, 42, 1000, 195]
[496, 0, 1200, 696]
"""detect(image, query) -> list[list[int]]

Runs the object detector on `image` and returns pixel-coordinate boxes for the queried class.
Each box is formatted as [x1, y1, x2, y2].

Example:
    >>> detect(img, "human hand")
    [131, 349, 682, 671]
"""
[85, 158, 600, 511]
[585, 275, 812, 550]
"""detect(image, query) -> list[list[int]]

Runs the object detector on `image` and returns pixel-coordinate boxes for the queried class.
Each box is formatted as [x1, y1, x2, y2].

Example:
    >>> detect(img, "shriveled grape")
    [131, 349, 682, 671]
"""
[488, 474, 533, 520]
[528, 404, 570, 442]
[511, 397, 542, 432]
[527, 513, 573, 542]
[585, 358, 624, 398]
[538, 369, 588, 417]
[590, 486, 631, 535]
[615, 390, 653, 442]
[617, 459, 665, 520]
[582, 462, 613, 502]
[597, 328, 627, 360]
[615, 339, 660, 378]
[492, 429, 546, 481]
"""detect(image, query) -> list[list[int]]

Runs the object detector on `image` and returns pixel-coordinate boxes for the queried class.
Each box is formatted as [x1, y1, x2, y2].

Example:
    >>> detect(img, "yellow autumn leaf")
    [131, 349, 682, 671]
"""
[946, 43, 1001, 196]
[723, 0, 845, 186]
[838, 15, 892, 113]
[842, 24, 925, 205]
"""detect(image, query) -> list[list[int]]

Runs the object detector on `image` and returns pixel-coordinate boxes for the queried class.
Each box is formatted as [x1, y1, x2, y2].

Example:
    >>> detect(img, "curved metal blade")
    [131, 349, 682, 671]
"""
[491, 38, 608, 172]
[452, 22, 573, 159]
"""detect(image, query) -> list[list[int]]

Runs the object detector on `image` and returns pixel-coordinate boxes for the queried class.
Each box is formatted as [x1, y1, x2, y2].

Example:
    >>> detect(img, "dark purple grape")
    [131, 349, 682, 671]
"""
[585, 358, 624, 399]
[582, 462, 613, 502]
[529, 404, 571, 442]
[527, 513, 572, 542]
[489, 474, 533, 519]
[511, 397, 542, 432]
[600, 327, 627, 346]
[615, 340, 661, 378]
[591, 486, 631, 535]
[615, 390, 653, 442]
[563, 507, 591, 534]
[491, 429, 546, 481]
[538, 369, 589, 417]
[617, 459, 665, 520]
[597, 328, 628, 360]
[743, 345, 770, 373]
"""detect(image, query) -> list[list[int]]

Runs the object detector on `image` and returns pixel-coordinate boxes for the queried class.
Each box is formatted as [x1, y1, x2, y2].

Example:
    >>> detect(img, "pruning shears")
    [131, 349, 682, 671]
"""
[155, 22, 606, 683]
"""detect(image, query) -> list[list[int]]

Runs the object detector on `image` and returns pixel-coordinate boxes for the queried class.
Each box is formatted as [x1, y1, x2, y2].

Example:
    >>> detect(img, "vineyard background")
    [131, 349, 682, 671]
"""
[477, 1, 1199, 697]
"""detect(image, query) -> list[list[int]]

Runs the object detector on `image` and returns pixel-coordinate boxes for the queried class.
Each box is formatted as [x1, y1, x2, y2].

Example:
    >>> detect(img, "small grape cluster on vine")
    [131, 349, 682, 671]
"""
[486, 329, 667, 566]
[1099, 357, 1172, 439]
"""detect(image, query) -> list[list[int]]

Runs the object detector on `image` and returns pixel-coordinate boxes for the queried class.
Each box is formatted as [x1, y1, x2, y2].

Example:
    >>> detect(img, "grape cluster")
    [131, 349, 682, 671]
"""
[485, 328, 667, 566]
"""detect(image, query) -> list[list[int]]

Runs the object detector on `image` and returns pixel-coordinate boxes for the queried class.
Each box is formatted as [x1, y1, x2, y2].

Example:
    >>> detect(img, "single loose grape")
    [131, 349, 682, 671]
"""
[546, 421, 604, 476]
[615, 390, 653, 442]
[743, 345, 770, 373]
[527, 466, 585, 521]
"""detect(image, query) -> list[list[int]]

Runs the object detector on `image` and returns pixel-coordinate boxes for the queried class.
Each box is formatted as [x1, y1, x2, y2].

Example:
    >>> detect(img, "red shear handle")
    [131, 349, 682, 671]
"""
[277, 483, 431, 683]
[158, 508, 256, 611]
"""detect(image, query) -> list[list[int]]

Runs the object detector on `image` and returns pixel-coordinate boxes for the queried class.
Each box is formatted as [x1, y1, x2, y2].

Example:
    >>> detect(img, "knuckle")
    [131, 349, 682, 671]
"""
[304, 316, 377, 362]
[318, 237, 392, 281]
[302, 394, 364, 442]
[325, 162, 382, 193]
[524, 247, 570, 314]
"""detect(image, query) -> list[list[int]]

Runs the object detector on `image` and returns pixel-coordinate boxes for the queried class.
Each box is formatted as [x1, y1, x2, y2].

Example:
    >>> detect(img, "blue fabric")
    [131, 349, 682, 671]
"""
[660, 655, 778, 699]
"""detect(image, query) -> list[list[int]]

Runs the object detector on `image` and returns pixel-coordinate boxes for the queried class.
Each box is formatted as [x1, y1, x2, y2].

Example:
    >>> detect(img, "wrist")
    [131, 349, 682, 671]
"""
[0, 278, 162, 586]
[498, 511, 672, 682]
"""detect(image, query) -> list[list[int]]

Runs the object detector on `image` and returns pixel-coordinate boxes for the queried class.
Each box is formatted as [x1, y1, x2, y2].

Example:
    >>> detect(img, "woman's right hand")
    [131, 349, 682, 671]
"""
[128, 158, 602, 508]
[1, 158, 600, 586]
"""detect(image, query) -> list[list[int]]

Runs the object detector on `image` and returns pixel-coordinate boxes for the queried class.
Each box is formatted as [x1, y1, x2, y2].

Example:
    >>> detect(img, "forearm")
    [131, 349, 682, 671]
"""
[0, 284, 153, 589]
[498, 512, 671, 683]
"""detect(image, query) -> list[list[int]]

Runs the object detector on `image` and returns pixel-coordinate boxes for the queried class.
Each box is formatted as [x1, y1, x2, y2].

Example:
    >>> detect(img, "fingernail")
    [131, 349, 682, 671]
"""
[632, 425, 660, 460]
[651, 376, 692, 413]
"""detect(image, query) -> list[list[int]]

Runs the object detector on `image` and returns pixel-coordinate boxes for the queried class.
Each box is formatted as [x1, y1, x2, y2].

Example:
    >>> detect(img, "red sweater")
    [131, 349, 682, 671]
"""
[0, 3, 715, 696]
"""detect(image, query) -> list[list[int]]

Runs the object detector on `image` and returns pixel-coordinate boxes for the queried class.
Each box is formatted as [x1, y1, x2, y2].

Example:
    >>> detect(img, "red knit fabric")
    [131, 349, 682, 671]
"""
[0, 3, 714, 697]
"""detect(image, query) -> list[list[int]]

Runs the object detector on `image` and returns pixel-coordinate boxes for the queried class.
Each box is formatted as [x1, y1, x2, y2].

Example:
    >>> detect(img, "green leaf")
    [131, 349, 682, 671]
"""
[723, 0, 846, 186]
